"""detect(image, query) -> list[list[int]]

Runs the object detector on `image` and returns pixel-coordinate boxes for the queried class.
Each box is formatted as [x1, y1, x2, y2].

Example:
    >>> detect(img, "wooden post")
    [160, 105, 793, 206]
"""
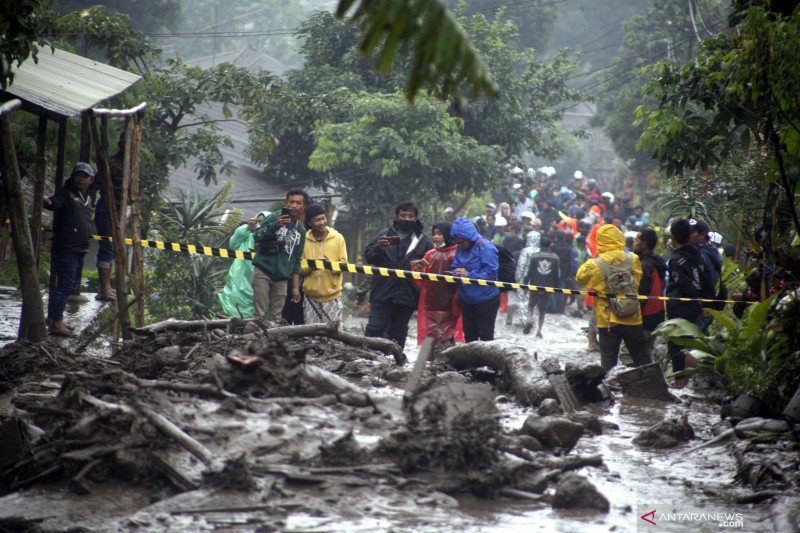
[0, 101, 47, 342]
[31, 115, 47, 264]
[88, 112, 130, 345]
[128, 114, 145, 327]
[49, 117, 68, 297]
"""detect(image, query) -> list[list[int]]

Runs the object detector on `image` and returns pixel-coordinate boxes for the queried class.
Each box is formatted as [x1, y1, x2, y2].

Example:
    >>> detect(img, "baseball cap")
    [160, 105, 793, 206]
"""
[71, 162, 94, 177]
[485, 202, 497, 210]
[708, 231, 723, 245]
[688, 219, 710, 234]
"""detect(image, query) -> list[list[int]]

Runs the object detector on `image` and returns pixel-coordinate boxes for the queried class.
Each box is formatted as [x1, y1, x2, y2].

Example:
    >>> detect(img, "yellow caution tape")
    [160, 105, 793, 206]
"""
[88, 234, 739, 305]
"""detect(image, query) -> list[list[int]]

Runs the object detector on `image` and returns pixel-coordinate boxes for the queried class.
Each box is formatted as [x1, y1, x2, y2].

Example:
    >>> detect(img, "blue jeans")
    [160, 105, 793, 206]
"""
[48, 252, 84, 322]
[94, 198, 114, 269]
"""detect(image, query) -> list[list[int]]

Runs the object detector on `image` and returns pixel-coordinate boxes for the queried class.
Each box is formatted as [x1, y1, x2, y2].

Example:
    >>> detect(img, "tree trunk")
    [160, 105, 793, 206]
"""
[0, 109, 47, 342]
[128, 115, 145, 327]
[441, 341, 555, 406]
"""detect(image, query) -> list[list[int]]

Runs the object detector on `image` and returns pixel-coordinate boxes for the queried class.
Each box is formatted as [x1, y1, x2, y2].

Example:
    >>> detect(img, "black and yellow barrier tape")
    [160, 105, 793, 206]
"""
[88, 234, 738, 305]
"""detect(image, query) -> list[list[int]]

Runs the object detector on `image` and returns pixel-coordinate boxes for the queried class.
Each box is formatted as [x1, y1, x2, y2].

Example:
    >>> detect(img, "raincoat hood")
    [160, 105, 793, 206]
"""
[256, 210, 270, 219]
[451, 217, 481, 243]
[525, 230, 541, 248]
[432, 220, 454, 246]
[596, 224, 625, 254]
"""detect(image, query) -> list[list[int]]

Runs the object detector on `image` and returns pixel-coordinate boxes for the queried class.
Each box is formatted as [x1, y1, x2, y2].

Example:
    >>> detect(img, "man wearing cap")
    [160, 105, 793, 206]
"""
[666, 219, 715, 386]
[300, 204, 348, 324]
[690, 219, 725, 332]
[44, 163, 96, 336]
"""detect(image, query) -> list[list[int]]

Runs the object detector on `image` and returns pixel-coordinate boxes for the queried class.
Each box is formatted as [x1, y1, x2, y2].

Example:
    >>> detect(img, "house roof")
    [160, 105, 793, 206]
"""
[2, 47, 141, 118]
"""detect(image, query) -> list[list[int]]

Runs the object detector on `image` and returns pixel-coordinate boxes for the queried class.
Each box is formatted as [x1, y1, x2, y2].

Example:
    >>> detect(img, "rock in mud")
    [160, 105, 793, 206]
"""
[552, 473, 610, 512]
[537, 398, 563, 416]
[564, 362, 607, 403]
[519, 416, 584, 454]
[733, 418, 791, 441]
[567, 412, 603, 435]
[633, 412, 694, 448]
[518, 435, 544, 452]
[611, 363, 678, 403]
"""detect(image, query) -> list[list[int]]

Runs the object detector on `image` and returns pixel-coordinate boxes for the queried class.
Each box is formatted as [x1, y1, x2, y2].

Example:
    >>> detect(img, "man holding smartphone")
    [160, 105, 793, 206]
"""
[364, 201, 432, 361]
[251, 189, 309, 322]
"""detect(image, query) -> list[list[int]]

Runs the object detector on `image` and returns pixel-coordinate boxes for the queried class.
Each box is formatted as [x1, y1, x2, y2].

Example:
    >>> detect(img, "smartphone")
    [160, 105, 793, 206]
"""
[385, 235, 401, 244]
[281, 207, 291, 216]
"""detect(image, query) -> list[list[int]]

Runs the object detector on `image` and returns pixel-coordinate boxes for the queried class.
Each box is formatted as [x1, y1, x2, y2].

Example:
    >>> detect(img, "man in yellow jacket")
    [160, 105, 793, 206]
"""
[300, 204, 348, 323]
[576, 224, 652, 371]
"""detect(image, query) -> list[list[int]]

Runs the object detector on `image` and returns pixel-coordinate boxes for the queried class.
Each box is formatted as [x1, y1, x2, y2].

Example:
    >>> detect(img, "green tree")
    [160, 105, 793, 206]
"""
[590, 0, 726, 174]
[53, 0, 181, 34]
[307, 92, 503, 216]
[446, 0, 558, 52]
[0, 0, 49, 89]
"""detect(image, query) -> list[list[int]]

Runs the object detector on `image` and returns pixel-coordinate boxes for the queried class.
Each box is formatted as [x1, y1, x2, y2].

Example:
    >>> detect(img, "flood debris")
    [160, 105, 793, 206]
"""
[552, 472, 610, 513]
[442, 341, 555, 406]
[633, 411, 695, 448]
[608, 363, 678, 403]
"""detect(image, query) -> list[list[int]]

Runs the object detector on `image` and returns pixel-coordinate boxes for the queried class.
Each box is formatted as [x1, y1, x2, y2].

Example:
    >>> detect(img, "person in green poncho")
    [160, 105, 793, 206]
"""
[218, 211, 269, 318]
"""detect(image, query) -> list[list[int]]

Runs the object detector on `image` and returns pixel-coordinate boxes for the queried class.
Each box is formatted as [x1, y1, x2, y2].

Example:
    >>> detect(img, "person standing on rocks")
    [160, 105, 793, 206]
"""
[43, 163, 95, 336]
[450, 217, 501, 342]
[251, 189, 308, 322]
[523, 236, 561, 338]
[364, 202, 432, 354]
[300, 204, 348, 324]
[576, 224, 651, 371]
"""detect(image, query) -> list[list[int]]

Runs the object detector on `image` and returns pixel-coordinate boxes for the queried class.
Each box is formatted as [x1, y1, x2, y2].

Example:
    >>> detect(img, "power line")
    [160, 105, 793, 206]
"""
[463, 0, 571, 15]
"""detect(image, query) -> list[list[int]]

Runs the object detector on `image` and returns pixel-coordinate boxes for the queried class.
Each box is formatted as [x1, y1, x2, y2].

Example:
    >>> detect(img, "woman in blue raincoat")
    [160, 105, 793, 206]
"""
[219, 211, 268, 318]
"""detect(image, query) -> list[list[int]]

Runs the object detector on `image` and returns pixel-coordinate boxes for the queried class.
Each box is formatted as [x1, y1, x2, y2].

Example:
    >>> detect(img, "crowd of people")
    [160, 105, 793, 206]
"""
[45, 162, 727, 382]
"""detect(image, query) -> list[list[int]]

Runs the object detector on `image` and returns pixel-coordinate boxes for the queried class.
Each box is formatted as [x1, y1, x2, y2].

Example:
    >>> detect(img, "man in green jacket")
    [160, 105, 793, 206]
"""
[252, 189, 309, 321]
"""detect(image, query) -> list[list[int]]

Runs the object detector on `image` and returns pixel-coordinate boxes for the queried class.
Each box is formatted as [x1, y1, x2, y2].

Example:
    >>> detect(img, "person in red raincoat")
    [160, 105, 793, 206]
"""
[412, 221, 464, 345]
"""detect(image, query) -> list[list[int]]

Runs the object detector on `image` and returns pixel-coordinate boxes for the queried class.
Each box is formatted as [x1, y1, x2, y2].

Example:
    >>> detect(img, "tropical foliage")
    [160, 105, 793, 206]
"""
[654, 294, 800, 414]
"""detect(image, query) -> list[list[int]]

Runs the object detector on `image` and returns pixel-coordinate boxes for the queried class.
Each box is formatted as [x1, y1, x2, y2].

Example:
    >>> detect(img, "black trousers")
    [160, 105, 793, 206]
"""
[364, 302, 415, 349]
[461, 295, 500, 342]
[598, 324, 652, 371]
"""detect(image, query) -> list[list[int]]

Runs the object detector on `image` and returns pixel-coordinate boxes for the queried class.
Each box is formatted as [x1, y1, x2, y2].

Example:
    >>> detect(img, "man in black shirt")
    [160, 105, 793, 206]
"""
[523, 237, 560, 338]
[665, 219, 715, 387]
[633, 228, 667, 358]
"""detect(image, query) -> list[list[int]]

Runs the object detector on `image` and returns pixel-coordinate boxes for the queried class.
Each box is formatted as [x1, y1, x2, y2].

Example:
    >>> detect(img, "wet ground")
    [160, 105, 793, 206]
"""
[0, 297, 797, 532]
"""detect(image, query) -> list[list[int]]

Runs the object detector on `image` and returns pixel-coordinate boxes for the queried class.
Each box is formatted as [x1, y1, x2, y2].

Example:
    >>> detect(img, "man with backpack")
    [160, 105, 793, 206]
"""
[633, 228, 667, 358]
[576, 224, 651, 371]
[523, 236, 560, 338]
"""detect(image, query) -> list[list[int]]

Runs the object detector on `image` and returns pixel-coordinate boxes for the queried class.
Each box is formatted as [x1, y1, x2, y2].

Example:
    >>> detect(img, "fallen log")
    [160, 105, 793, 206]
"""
[130, 317, 246, 335]
[503, 445, 603, 471]
[132, 402, 220, 470]
[441, 341, 555, 406]
[268, 321, 403, 358]
[303, 365, 378, 410]
[75, 295, 143, 353]
[136, 377, 235, 399]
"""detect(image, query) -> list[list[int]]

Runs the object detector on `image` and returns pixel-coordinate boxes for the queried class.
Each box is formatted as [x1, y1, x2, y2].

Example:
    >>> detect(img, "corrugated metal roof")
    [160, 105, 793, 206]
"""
[5, 48, 141, 117]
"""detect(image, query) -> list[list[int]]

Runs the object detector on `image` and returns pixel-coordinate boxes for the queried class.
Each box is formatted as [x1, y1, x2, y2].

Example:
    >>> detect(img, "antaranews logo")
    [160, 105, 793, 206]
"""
[640, 509, 656, 526]
[637, 505, 746, 530]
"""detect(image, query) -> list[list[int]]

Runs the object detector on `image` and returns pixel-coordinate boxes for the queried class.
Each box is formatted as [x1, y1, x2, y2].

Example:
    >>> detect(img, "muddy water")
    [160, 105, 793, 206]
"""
[346, 310, 781, 532]
[0, 291, 111, 346]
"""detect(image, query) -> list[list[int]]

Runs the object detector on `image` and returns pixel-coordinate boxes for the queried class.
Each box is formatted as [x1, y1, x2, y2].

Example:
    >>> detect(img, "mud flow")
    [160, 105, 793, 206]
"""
[0, 300, 797, 532]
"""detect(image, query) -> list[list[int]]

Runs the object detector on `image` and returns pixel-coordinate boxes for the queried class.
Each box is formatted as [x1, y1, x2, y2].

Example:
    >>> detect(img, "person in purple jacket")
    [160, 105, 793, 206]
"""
[450, 217, 500, 342]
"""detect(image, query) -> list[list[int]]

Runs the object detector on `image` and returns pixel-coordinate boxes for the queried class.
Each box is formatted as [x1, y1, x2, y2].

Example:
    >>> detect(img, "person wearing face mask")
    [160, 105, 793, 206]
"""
[364, 202, 433, 359]
[411, 221, 464, 347]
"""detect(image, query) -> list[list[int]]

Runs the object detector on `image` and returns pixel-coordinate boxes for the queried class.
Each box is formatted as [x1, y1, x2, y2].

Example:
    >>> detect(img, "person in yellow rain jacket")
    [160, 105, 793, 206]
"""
[300, 204, 348, 324]
[576, 224, 652, 371]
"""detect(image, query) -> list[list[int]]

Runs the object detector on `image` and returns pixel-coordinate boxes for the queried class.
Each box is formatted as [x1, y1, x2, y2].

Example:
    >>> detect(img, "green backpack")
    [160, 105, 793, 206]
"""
[594, 254, 639, 318]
